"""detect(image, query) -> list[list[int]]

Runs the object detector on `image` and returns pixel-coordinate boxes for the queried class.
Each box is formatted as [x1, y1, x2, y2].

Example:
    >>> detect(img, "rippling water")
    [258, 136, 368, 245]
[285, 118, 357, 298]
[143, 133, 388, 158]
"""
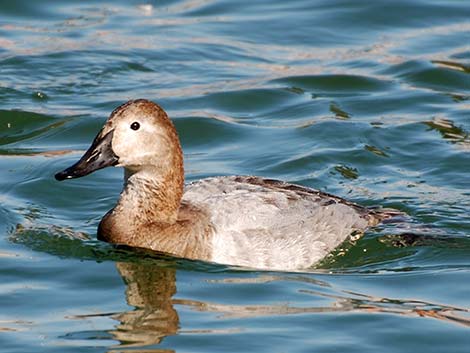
[1, 0, 470, 352]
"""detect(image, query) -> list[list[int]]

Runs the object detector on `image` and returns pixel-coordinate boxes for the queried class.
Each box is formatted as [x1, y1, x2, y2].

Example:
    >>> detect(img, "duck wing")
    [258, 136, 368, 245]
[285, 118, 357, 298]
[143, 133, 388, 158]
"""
[183, 176, 392, 270]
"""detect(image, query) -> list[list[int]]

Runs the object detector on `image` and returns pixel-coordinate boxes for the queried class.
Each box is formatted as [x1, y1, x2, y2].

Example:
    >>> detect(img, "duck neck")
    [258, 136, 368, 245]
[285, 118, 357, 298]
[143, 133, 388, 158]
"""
[116, 160, 184, 226]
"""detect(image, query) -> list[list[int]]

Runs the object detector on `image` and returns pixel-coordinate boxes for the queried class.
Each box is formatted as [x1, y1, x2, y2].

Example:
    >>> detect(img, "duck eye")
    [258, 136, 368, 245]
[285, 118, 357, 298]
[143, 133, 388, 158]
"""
[130, 121, 140, 131]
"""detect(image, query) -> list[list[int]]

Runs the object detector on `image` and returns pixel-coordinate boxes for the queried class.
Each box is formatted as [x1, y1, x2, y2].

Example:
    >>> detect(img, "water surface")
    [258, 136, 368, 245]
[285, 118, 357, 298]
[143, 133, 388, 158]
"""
[1, 1, 470, 352]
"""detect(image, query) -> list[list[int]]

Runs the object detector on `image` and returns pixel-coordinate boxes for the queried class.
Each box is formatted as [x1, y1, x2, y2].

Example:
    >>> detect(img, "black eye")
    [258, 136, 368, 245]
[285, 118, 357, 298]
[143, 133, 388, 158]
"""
[130, 121, 140, 131]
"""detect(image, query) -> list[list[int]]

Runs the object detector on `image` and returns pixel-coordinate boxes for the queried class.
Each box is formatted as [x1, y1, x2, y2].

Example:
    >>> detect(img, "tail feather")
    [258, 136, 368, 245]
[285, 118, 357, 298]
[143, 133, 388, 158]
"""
[366, 207, 407, 226]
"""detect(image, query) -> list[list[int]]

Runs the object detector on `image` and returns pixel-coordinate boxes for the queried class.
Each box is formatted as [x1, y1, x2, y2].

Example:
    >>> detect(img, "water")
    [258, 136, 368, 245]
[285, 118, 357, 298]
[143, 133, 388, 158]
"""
[1, 0, 470, 351]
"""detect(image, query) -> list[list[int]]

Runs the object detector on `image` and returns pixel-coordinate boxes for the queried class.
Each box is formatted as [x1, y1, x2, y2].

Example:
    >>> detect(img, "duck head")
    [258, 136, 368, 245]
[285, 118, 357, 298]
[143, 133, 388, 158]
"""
[55, 99, 183, 181]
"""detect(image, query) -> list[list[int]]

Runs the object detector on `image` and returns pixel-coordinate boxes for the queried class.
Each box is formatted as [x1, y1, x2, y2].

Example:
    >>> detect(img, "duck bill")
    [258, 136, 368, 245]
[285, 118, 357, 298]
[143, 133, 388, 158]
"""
[55, 129, 119, 181]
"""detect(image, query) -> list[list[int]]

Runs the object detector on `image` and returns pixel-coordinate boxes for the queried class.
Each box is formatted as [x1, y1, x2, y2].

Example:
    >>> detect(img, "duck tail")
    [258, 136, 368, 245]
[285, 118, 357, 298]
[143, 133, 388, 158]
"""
[366, 207, 407, 226]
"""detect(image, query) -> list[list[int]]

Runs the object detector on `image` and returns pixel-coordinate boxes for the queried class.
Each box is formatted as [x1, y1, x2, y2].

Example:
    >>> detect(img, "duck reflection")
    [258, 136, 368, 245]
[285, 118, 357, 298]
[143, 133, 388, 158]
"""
[107, 261, 470, 350]
[110, 262, 179, 348]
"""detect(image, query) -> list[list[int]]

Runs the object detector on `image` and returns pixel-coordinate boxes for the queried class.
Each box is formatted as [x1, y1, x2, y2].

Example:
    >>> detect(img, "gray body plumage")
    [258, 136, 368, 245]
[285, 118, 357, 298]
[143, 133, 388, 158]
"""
[184, 176, 373, 270]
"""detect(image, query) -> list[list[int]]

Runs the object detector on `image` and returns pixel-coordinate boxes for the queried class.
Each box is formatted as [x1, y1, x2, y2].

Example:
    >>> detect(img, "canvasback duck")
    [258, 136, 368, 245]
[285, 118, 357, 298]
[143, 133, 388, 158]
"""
[55, 99, 396, 270]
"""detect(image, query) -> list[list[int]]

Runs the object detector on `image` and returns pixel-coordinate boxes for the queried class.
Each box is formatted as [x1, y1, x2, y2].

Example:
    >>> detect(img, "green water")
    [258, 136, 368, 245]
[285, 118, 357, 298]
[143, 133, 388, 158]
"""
[1, 0, 470, 352]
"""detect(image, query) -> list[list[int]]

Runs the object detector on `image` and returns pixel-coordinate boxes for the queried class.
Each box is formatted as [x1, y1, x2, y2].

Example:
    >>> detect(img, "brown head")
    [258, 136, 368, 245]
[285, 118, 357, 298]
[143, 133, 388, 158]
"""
[55, 99, 184, 208]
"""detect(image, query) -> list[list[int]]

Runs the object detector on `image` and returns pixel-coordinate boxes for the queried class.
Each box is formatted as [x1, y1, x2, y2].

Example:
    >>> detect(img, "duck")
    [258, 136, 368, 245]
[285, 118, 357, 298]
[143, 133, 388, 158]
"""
[55, 99, 397, 270]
